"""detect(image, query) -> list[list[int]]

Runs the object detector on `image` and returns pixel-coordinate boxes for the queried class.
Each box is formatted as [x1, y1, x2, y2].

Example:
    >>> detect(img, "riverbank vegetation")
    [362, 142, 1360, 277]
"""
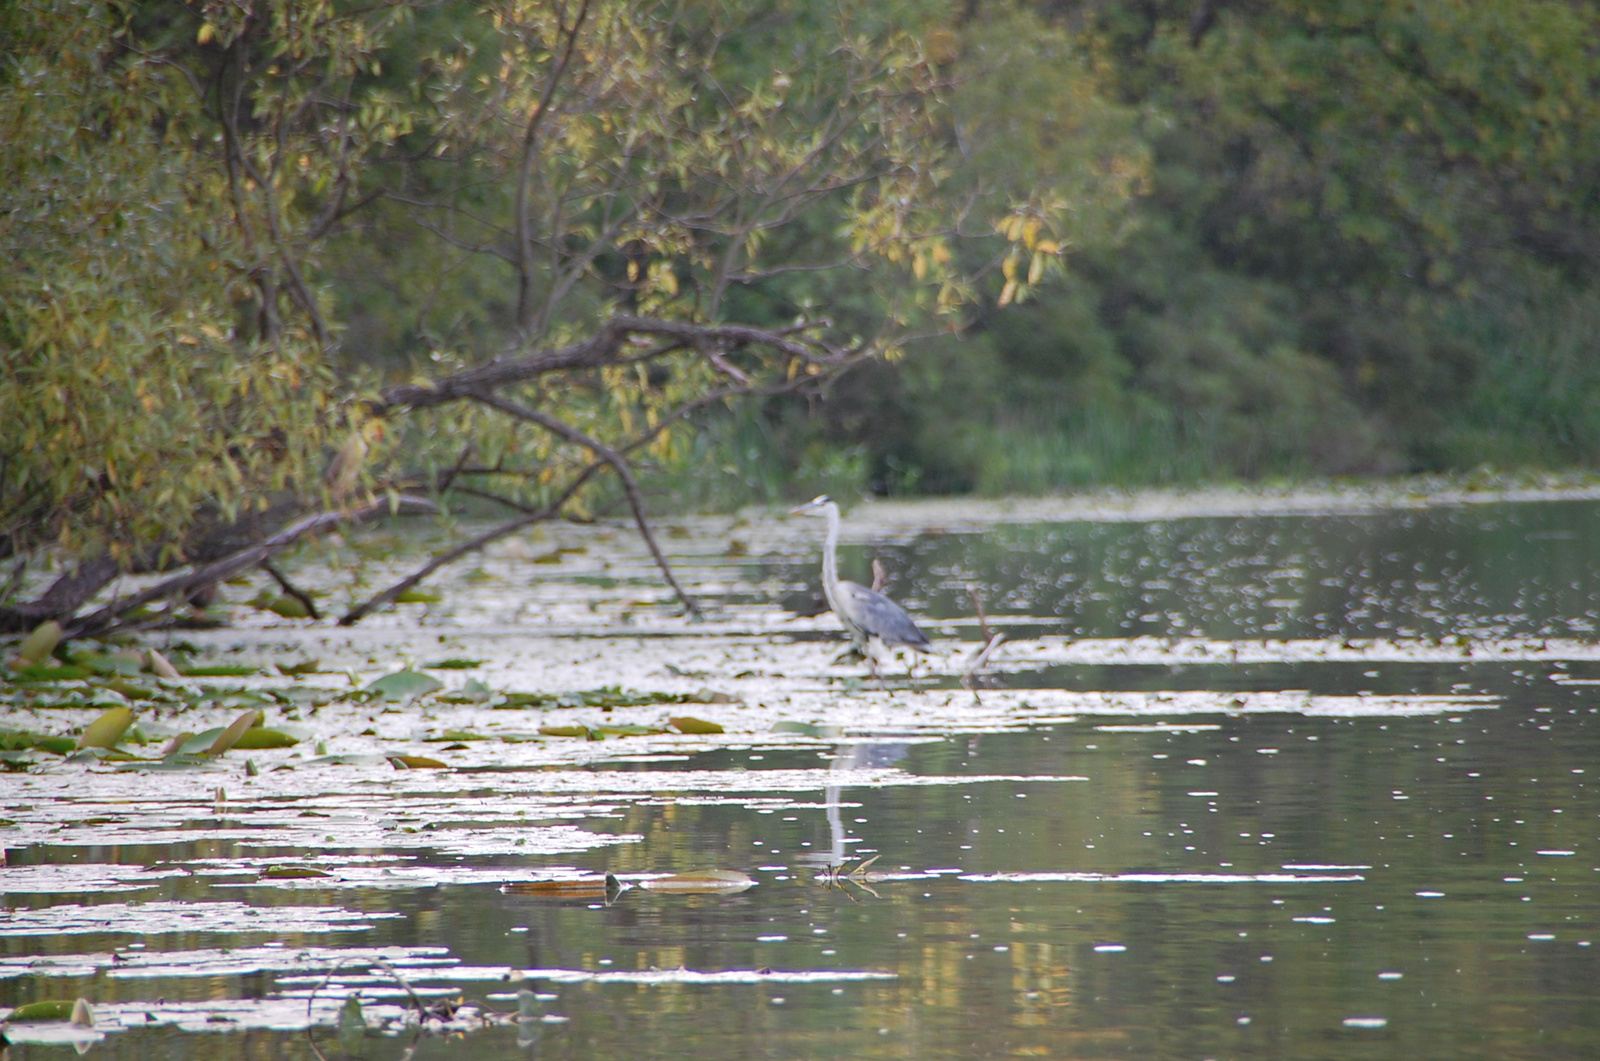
[4, 0, 1598, 634]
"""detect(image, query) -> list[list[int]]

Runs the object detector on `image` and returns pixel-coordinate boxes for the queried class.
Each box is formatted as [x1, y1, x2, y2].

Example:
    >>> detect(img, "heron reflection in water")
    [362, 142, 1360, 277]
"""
[788, 495, 932, 676]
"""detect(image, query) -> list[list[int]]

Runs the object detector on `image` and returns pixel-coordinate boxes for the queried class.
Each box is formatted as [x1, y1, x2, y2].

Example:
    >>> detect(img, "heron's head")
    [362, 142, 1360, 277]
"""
[787, 494, 835, 518]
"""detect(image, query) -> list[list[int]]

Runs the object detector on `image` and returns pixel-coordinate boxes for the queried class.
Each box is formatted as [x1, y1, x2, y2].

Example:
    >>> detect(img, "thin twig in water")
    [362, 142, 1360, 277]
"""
[260, 559, 320, 620]
[961, 584, 1004, 694]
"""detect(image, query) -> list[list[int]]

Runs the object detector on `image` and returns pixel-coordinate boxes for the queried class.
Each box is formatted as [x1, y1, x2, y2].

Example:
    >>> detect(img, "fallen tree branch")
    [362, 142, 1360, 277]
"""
[63, 496, 437, 640]
[339, 463, 606, 625]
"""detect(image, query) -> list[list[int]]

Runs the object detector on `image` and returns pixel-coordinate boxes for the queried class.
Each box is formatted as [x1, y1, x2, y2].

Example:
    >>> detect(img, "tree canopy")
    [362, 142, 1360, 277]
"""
[0, 0, 1140, 633]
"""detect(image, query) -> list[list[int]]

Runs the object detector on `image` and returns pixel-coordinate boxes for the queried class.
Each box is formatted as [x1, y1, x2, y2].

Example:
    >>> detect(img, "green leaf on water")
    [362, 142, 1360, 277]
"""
[364, 670, 444, 702]
[207, 709, 262, 755]
[8, 999, 78, 1022]
[276, 659, 323, 676]
[436, 677, 495, 704]
[231, 728, 300, 750]
[262, 865, 332, 879]
[668, 715, 724, 735]
[11, 620, 63, 667]
[537, 725, 590, 738]
[104, 678, 157, 700]
[265, 595, 311, 619]
[8, 664, 92, 682]
[594, 723, 667, 737]
[394, 588, 442, 604]
[425, 658, 483, 669]
[74, 651, 144, 676]
[389, 754, 447, 769]
[181, 665, 259, 677]
[33, 736, 78, 755]
[427, 730, 491, 742]
[77, 707, 134, 750]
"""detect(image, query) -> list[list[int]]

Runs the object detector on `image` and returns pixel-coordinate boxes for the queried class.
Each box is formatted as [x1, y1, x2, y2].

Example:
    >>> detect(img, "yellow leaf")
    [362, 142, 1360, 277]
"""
[197, 22, 216, 44]
[998, 279, 1018, 307]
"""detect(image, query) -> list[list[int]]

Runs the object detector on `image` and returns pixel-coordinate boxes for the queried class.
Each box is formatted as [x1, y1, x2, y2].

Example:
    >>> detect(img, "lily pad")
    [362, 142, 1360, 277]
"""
[181, 665, 259, 678]
[265, 596, 312, 619]
[668, 716, 725, 735]
[261, 866, 333, 879]
[7, 999, 78, 1022]
[637, 870, 754, 894]
[8, 664, 92, 683]
[11, 621, 63, 668]
[77, 707, 134, 750]
[74, 652, 145, 677]
[205, 710, 263, 755]
[537, 725, 591, 738]
[231, 728, 300, 750]
[276, 659, 323, 676]
[394, 588, 442, 604]
[438, 678, 495, 704]
[594, 723, 667, 737]
[364, 670, 444, 702]
[425, 658, 484, 669]
[503, 874, 624, 903]
[389, 754, 447, 769]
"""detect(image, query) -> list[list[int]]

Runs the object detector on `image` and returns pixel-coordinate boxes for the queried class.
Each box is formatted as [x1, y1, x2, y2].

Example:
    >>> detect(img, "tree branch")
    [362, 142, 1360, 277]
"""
[470, 391, 700, 617]
[63, 496, 437, 640]
[339, 462, 606, 625]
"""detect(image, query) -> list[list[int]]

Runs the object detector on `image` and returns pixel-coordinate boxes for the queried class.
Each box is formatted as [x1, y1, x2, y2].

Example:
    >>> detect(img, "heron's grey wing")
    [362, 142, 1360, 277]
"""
[837, 580, 932, 651]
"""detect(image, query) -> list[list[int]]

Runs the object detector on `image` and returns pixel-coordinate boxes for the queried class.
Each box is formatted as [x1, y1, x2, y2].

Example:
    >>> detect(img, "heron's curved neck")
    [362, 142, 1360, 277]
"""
[821, 503, 842, 604]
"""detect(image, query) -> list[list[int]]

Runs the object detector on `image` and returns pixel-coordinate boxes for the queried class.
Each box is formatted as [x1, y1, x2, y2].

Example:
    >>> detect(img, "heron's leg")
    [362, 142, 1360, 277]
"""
[830, 644, 866, 664]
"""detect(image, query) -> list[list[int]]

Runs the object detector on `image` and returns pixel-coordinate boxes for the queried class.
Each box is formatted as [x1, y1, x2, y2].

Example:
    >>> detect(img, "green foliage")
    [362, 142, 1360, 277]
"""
[757, 0, 1600, 497]
[0, 0, 335, 562]
[1, 0, 1138, 584]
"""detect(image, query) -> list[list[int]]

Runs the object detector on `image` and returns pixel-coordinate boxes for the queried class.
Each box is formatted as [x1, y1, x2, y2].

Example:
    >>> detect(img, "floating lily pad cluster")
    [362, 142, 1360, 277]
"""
[2, 621, 733, 771]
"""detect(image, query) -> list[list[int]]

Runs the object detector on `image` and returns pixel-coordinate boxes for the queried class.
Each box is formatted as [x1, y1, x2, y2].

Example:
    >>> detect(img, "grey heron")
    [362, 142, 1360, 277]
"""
[789, 495, 932, 675]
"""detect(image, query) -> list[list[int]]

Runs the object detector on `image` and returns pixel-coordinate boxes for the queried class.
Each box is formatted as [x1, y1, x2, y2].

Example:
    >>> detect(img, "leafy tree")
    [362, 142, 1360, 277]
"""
[0, 0, 1140, 636]
[850, 0, 1600, 491]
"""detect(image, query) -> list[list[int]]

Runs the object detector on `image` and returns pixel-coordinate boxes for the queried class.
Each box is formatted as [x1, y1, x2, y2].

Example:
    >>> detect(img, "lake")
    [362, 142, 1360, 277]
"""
[2, 486, 1599, 1058]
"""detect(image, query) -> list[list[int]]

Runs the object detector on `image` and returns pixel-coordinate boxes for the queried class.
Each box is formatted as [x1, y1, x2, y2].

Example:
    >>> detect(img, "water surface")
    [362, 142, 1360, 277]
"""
[3, 490, 1599, 1058]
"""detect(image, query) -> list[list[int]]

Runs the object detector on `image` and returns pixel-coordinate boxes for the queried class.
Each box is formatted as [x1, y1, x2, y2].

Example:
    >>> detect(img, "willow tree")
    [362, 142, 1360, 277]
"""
[0, 0, 1142, 637]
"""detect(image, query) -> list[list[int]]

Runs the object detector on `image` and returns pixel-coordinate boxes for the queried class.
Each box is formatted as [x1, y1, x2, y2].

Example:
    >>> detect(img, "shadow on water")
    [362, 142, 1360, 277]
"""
[4, 494, 1600, 1058]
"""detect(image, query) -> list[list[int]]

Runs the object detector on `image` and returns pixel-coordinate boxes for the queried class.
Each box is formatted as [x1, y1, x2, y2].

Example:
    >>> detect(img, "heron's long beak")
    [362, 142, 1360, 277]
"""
[787, 502, 815, 516]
